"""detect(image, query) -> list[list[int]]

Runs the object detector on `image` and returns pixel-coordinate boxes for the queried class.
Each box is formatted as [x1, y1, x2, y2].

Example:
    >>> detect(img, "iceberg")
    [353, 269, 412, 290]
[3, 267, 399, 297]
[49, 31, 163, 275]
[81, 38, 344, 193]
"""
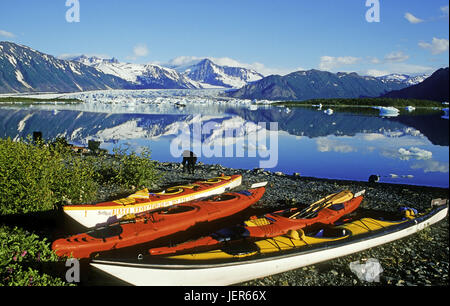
[372, 106, 400, 117]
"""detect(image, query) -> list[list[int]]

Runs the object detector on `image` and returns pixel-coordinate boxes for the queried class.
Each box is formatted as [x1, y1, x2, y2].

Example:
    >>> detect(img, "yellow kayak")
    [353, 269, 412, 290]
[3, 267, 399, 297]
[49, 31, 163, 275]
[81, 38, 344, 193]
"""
[91, 199, 448, 286]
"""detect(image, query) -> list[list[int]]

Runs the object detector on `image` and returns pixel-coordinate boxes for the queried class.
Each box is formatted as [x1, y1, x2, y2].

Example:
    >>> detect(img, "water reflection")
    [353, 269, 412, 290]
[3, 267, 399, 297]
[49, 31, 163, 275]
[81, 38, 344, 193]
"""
[0, 102, 448, 187]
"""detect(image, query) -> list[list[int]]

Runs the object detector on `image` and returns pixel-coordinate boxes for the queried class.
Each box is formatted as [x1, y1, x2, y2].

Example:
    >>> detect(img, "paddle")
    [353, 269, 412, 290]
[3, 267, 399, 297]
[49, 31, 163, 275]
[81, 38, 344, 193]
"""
[289, 190, 354, 219]
[298, 189, 366, 219]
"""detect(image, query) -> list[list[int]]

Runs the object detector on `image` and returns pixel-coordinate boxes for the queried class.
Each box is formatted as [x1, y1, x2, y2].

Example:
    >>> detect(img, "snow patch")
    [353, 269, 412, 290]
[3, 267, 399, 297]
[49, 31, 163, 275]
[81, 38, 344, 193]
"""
[18, 113, 34, 132]
[15, 70, 32, 89]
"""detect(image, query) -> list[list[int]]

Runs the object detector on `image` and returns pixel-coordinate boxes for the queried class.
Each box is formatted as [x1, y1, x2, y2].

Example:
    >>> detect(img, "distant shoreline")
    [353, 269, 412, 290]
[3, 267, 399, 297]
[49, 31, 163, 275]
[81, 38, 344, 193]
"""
[0, 96, 83, 104]
[273, 97, 446, 108]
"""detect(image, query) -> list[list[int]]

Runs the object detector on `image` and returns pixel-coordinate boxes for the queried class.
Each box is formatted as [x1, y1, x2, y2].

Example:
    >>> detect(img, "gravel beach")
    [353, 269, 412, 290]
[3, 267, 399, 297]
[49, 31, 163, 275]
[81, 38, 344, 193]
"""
[146, 161, 449, 286]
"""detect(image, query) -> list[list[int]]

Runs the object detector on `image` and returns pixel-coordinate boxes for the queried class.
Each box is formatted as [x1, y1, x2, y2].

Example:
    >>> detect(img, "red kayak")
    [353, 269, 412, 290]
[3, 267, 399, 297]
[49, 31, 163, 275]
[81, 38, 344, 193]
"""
[244, 193, 362, 238]
[52, 186, 266, 258]
[149, 190, 364, 256]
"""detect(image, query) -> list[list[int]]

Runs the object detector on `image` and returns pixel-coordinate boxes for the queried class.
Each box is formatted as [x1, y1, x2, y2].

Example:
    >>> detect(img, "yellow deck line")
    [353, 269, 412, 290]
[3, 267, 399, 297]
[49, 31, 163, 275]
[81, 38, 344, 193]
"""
[63, 176, 241, 212]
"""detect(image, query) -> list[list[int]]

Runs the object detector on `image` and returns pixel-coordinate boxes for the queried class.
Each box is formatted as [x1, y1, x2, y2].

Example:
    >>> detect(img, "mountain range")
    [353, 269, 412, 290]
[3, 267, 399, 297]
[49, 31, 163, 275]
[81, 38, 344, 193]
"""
[0, 42, 264, 93]
[72, 55, 264, 89]
[381, 67, 449, 102]
[224, 69, 432, 101]
[0, 41, 440, 101]
[0, 41, 128, 93]
[377, 73, 429, 86]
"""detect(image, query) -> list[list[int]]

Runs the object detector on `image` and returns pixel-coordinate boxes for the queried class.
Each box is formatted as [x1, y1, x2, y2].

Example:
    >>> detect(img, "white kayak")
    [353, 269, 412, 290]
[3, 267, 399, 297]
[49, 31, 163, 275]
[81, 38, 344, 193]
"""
[64, 174, 242, 228]
[90, 199, 448, 286]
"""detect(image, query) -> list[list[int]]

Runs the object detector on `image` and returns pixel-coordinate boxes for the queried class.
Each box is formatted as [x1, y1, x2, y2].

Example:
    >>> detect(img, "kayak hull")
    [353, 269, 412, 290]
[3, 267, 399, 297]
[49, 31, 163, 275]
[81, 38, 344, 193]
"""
[53, 187, 265, 259]
[90, 203, 448, 286]
[63, 175, 242, 228]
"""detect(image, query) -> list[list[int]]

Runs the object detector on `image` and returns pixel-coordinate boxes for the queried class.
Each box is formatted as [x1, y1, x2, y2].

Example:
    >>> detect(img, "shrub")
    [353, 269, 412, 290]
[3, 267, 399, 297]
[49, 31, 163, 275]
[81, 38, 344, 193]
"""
[110, 146, 160, 190]
[0, 137, 161, 215]
[0, 138, 161, 286]
[0, 225, 71, 286]
[0, 137, 99, 215]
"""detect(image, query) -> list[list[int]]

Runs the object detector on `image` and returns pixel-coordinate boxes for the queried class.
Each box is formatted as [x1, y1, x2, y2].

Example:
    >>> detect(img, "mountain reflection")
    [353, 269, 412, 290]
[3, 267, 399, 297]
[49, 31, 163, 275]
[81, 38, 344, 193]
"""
[0, 103, 448, 187]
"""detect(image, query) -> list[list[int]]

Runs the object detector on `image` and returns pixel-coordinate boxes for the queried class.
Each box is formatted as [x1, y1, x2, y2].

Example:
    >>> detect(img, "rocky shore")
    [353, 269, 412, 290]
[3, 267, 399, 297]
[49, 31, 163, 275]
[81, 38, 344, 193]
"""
[148, 161, 449, 286]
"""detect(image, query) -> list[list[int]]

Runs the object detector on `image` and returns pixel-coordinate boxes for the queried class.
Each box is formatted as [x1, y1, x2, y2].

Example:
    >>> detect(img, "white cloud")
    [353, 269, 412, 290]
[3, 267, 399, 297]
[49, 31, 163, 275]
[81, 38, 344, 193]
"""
[418, 37, 449, 55]
[365, 69, 391, 77]
[318, 56, 361, 71]
[166, 56, 202, 67]
[411, 160, 449, 173]
[384, 51, 409, 63]
[133, 44, 149, 57]
[316, 138, 355, 153]
[404, 12, 424, 24]
[368, 57, 382, 64]
[441, 5, 449, 17]
[241, 61, 301, 76]
[362, 133, 386, 141]
[0, 29, 15, 38]
[398, 147, 432, 160]
[364, 62, 434, 76]
[210, 57, 248, 68]
[388, 63, 435, 74]
[58, 53, 111, 60]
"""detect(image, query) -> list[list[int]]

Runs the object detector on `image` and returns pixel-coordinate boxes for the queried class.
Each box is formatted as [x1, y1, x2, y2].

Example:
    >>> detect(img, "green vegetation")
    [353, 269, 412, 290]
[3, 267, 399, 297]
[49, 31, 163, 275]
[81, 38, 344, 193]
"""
[0, 225, 71, 286]
[0, 136, 161, 285]
[0, 96, 82, 105]
[0, 137, 97, 215]
[275, 98, 444, 108]
[89, 146, 161, 191]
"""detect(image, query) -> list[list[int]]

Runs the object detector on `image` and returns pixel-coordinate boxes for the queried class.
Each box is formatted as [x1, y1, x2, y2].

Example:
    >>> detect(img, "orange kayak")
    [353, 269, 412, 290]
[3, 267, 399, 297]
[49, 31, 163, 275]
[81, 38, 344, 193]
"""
[52, 186, 265, 259]
[63, 174, 242, 228]
[149, 190, 364, 256]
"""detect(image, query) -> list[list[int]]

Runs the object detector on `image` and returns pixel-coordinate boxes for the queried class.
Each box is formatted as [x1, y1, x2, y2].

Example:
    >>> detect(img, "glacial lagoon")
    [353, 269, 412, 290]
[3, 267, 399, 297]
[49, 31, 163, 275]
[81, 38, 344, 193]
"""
[0, 90, 448, 188]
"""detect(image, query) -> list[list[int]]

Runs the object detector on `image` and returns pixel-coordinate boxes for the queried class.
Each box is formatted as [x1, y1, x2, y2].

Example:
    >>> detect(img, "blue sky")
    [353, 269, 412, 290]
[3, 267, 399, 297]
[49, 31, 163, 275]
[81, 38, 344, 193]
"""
[1, 0, 448, 76]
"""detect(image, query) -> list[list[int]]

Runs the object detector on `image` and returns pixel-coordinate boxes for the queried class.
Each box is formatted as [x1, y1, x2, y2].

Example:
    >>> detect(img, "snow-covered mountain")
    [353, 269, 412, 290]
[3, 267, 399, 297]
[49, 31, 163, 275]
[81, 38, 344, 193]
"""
[377, 73, 429, 86]
[70, 55, 203, 89]
[71, 56, 264, 89]
[0, 42, 128, 93]
[226, 69, 412, 101]
[382, 68, 449, 102]
[173, 58, 264, 88]
[0, 41, 431, 94]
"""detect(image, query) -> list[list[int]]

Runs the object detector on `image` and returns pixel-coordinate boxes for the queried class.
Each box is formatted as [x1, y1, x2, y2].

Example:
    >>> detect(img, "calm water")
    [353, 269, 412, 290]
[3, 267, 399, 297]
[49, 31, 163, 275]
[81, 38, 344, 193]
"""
[0, 98, 448, 188]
